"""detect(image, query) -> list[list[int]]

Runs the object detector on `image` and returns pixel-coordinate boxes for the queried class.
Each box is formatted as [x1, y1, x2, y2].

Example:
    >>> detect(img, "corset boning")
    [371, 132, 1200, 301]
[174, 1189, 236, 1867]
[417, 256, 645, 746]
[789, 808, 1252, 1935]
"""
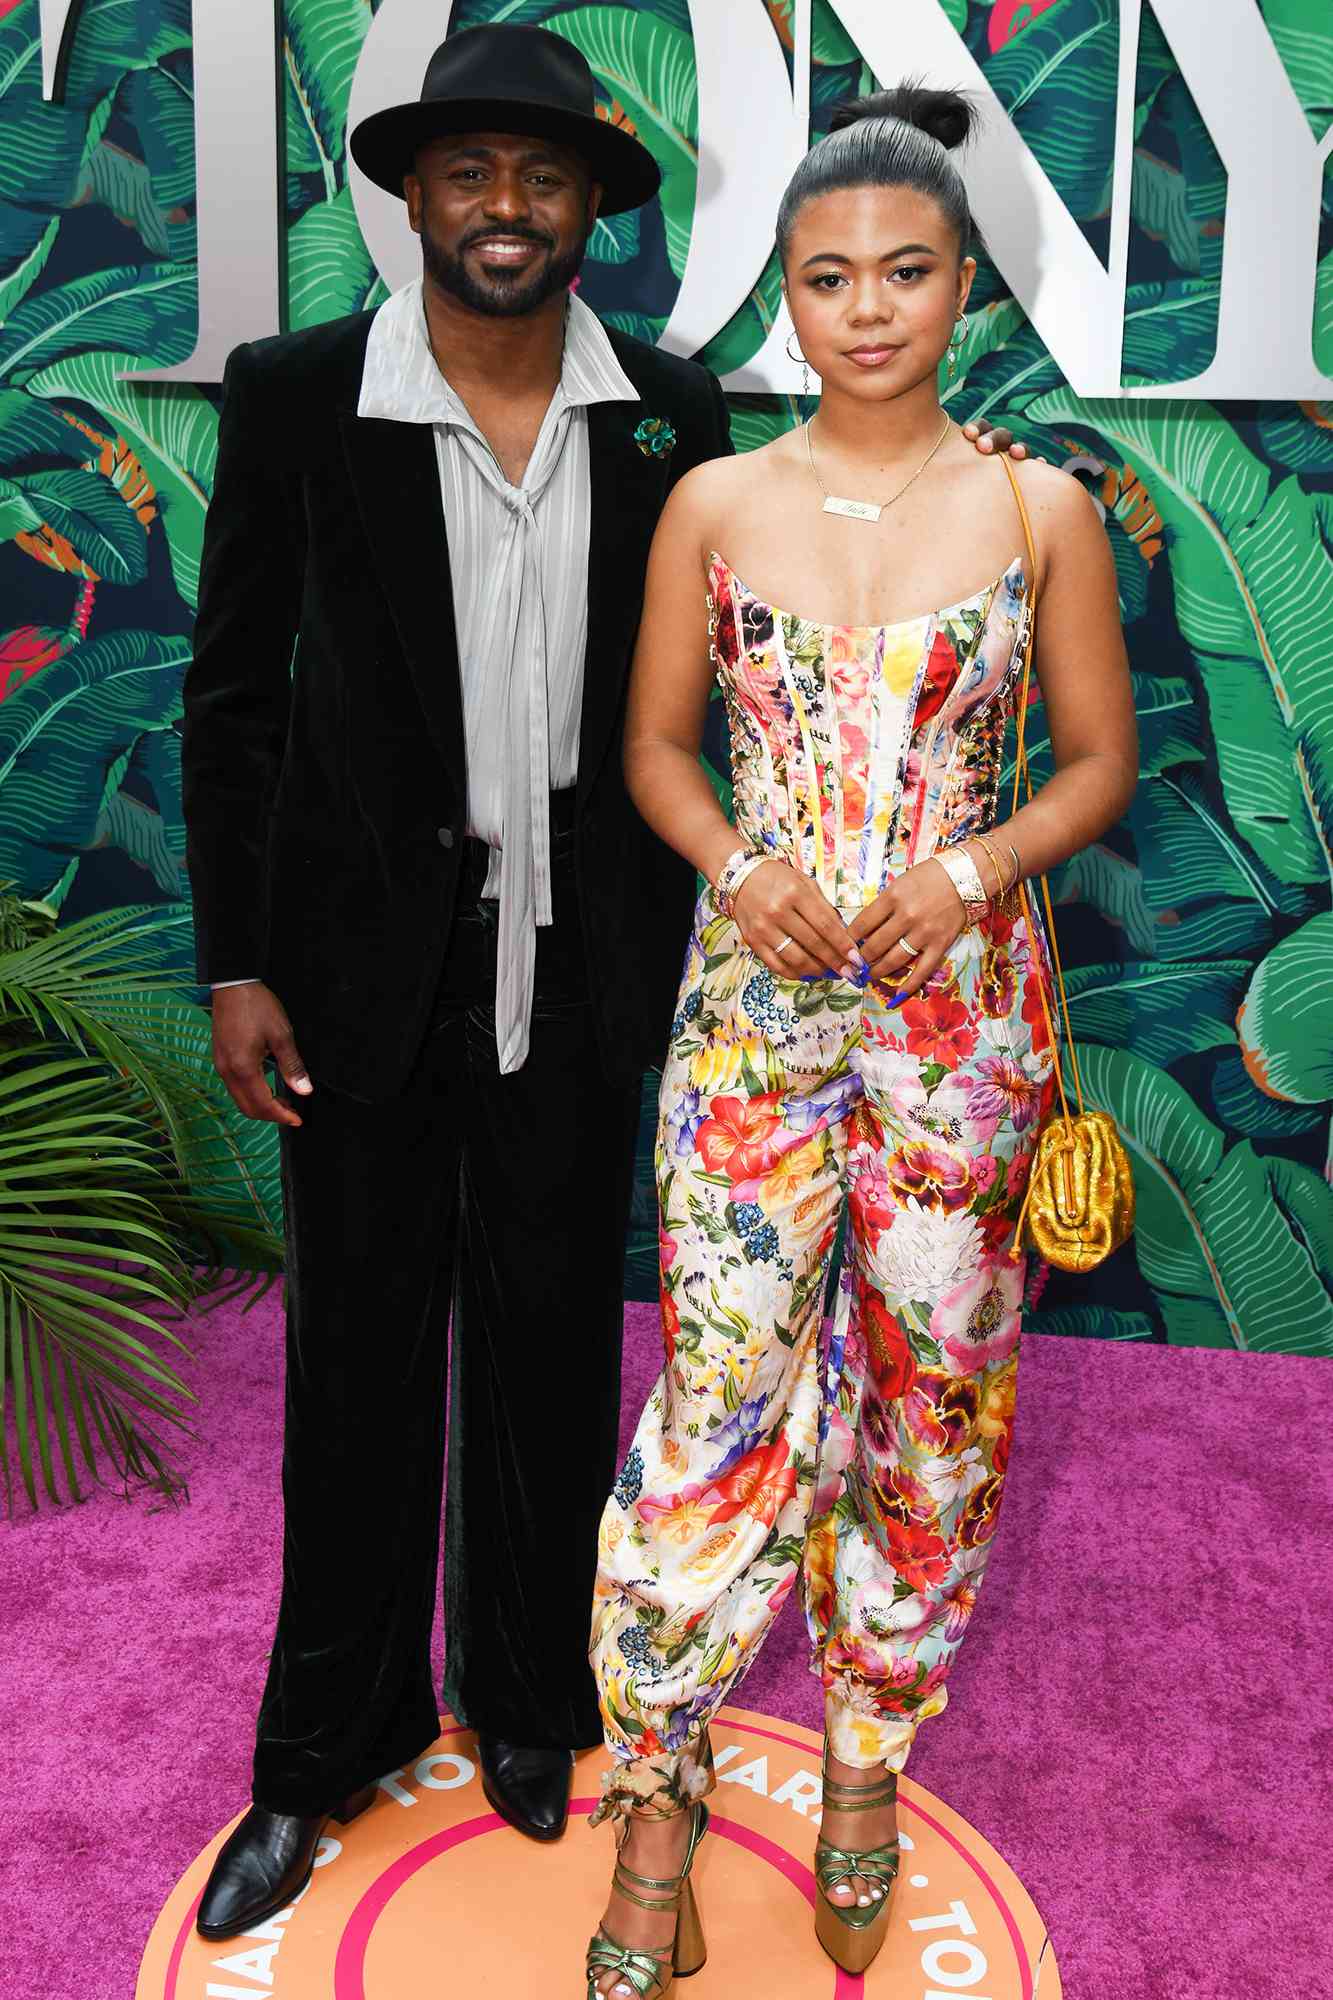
[708, 552, 1031, 920]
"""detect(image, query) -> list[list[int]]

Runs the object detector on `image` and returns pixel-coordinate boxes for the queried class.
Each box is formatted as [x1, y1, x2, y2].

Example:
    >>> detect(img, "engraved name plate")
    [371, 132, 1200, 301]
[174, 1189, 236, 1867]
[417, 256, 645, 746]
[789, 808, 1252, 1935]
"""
[822, 495, 883, 522]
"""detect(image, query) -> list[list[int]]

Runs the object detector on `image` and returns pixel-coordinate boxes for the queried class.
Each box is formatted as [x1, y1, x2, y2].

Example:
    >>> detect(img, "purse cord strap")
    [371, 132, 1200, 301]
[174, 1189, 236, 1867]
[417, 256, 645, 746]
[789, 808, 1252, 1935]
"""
[997, 458, 1086, 1208]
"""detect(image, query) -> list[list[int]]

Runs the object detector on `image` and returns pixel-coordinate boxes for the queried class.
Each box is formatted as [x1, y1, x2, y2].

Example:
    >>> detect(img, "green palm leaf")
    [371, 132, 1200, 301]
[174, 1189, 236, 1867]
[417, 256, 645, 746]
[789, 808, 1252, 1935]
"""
[1078, 1043, 1333, 1353]
[1157, 78, 1225, 282]
[725, 394, 803, 456]
[547, 9, 698, 279]
[0, 629, 189, 903]
[0, 385, 96, 466]
[1010, 671, 1203, 794]
[1065, 960, 1251, 1064]
[284, 0, 373, 192]
[695, 250, 784, 379]
[1235, 912, 1333, 1105]
[5, 465, 148, 584]
[984, 0, 1120, 218]
[0, 262, 196, 385]
[1258, 0, 1333, 131]
[602, 309, 666, 346]
[0, 214, 60, 321]
[1129, 771, 1287, 916]
[80, 135, 171, 256]
[1050, 843, 1158, 958]
[589, 208, 641, 266]
[959, 281, 1220, 422]
[1257, 405, 1333, 475]
[0, 904, 282, 1241]
[0, 888, 281, 1513]
[24, 348, 218, 608]
[1027, 389, 1333, 885]
[938, 300, 1028, 406]
[0, 11, 107, 214]
[58, 0, 187, 106]
[1027, 1306, 1156, 1341]
[288, 186, 381, 328]
[124, 60, 195, 209]
[1266, 1153, 1333, 1285]
[1211, 1052, 1322, 1138]
[1130, 150, 1201, 276]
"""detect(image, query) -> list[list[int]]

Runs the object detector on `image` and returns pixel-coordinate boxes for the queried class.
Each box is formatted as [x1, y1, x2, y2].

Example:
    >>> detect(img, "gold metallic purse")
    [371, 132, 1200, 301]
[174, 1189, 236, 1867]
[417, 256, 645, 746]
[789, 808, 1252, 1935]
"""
[1000, 458, 1135, 1273]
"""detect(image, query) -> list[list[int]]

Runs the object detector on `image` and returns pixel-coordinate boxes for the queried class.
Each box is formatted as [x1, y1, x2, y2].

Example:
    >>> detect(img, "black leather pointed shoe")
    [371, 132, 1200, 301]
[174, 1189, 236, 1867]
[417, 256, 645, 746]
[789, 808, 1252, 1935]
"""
[478, 1735, 574, 1842]
[195, 1784, 378, 1940]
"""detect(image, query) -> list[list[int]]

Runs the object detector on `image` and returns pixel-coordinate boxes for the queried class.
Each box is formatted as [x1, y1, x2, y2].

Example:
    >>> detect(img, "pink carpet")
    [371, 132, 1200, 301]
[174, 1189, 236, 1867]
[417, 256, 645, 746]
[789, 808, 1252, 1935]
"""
[5, 1297, 1331, 1998]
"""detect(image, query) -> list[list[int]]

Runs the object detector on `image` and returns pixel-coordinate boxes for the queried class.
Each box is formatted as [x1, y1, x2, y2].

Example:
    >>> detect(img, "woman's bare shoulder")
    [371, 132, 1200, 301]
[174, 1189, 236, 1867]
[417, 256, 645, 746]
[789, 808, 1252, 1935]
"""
[665, 434, 799, 552]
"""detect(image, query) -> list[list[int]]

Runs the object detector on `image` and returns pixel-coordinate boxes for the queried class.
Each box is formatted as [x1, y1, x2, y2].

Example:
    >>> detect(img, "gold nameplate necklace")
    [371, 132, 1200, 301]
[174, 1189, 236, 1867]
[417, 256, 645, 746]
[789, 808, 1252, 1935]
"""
[805, 412, 953, 523]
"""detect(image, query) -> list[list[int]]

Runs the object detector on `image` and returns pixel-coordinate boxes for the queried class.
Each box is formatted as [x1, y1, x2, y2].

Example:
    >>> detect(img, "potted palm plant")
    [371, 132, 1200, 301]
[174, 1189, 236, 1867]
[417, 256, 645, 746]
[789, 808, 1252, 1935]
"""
[0, 884, 282, 1513]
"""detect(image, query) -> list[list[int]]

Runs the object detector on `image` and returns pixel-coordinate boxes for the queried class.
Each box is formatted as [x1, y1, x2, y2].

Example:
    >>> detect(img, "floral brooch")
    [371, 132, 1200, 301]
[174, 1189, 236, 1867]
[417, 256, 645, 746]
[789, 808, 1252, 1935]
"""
[634, 415, 676, 460]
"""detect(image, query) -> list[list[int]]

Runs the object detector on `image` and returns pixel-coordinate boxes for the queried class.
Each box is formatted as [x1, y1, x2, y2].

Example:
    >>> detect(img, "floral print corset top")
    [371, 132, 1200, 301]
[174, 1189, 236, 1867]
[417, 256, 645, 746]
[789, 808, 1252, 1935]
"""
[706, 551, 1031, 916]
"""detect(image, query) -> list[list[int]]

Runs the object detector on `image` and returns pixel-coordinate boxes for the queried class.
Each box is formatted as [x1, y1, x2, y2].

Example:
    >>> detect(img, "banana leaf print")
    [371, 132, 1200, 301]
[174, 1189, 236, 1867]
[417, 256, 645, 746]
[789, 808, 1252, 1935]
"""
[288, 185, 385, 328]
[1236, 913, 1333, 1106]
[0, 629, 189, 906]
[22, 348, 218, 609]
[0, 0, 1328, 1354]
[546, 8, 697, 278]
[1211, 1053, 1323, 1139]
[0, 261, 196, 382]
[1076, 1045, 1333, 1355]
[284, 0, 373, 197]
[1028, 390, 1333, 889]
[983, 0, 1121, 221]
[1, 463, 148, 581]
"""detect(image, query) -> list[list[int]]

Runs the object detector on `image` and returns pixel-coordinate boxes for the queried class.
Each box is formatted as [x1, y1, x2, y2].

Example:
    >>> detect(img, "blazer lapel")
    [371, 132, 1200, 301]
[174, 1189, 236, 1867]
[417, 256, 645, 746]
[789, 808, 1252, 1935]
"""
[340, 411, 467, 791]
[577, 396, 671, 802]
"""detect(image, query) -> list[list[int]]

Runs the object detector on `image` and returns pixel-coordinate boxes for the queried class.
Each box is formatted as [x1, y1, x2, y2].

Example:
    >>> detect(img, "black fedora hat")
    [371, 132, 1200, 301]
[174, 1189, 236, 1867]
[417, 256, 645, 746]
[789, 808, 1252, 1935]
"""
[349, 24, 662, 216]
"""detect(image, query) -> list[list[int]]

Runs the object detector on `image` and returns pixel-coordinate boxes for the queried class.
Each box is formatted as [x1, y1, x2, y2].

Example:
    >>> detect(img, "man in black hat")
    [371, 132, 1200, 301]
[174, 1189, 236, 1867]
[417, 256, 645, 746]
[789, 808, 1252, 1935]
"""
[183, 24, 724, 1939]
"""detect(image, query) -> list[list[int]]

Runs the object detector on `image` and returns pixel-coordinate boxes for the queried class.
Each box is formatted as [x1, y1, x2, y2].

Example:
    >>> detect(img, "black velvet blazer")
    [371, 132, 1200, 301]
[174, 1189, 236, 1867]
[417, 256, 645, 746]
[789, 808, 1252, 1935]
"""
[181, 309, 733, 1101]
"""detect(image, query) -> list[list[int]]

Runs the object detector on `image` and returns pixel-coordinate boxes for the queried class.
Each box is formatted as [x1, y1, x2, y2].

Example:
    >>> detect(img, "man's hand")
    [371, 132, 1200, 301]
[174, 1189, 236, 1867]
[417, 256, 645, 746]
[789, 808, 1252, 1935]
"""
[211, 983, 312, 1128]
[960, 418, 1046, 462]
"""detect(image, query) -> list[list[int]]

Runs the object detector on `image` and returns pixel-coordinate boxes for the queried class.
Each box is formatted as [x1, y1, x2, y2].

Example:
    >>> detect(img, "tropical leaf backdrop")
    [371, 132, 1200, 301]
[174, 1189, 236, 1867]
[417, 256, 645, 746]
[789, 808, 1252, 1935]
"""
[1, 0, 1330, 1353]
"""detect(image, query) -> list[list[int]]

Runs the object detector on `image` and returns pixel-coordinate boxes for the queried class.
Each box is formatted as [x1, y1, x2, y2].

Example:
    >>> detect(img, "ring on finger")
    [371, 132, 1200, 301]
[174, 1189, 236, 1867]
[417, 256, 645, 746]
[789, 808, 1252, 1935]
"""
[897, 934, 920, 957]
[775, 933, 795, 956]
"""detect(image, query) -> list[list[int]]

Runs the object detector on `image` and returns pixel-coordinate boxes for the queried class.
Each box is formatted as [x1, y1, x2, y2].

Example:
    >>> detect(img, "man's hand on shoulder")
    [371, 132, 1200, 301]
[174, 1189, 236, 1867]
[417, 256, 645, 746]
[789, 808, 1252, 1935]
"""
[211, 983, 312, 1129]
[960, 418, 1046, 462]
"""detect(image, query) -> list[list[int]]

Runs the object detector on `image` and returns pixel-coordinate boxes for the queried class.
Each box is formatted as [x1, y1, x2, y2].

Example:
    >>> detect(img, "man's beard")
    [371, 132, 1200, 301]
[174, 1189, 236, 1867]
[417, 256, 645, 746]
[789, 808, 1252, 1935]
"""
[422, 220, 588, 318]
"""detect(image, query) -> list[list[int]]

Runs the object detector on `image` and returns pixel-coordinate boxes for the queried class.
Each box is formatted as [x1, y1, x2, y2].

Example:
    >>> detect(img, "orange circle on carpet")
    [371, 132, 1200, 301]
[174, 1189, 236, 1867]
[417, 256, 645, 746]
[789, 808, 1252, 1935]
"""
[138, 1707, 1060, 1998]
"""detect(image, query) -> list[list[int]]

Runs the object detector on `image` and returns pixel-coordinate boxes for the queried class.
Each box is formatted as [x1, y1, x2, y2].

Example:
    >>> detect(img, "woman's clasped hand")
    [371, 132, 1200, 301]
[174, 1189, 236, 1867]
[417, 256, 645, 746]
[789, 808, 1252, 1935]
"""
[731, 852, 971, 1001]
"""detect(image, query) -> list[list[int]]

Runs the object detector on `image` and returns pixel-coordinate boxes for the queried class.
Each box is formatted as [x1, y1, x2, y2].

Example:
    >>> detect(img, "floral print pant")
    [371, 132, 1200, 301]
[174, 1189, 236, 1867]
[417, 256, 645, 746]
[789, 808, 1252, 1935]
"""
[589, 887, 1054, 1824]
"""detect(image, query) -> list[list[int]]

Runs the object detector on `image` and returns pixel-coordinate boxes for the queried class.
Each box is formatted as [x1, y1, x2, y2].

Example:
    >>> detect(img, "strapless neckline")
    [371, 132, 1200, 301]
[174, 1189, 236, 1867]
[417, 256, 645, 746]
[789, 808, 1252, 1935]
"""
[707, 549, 1025, 635]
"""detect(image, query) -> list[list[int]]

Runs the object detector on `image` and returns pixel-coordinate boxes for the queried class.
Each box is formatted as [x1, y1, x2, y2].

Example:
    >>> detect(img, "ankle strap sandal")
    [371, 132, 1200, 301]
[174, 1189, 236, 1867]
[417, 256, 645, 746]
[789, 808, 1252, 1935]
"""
[814, 1759, 900, 1975]
[585, 1802, 709, 1999]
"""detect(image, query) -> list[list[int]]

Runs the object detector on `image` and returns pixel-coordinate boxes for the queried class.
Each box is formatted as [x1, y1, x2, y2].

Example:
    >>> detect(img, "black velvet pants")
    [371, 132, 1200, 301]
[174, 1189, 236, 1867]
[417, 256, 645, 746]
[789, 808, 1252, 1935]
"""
[252, 799, 640, 1814]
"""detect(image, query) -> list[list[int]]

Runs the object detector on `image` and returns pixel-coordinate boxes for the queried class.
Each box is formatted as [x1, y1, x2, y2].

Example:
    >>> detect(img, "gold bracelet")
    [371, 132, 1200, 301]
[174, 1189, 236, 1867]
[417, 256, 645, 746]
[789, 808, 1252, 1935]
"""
[973, 833, 1010, 899]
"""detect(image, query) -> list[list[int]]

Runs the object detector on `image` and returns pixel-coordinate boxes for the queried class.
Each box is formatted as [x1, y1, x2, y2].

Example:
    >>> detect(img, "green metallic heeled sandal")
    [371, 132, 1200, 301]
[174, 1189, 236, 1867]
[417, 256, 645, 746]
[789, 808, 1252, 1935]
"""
[585, 1803, 709, 2000]
[814, 1757, 901, 1976]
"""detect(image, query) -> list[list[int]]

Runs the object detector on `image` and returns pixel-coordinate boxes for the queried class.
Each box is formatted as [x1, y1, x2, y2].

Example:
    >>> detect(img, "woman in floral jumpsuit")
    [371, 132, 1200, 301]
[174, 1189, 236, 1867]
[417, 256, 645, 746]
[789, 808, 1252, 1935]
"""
[586, 86, 1136, 1998]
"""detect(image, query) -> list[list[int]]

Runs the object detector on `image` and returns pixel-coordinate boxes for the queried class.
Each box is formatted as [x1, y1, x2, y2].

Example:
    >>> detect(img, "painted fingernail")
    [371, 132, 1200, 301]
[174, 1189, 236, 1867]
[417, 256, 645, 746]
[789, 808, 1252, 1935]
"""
[841, 960, 860, 980]
[848, 945, 867, 969]
[887, 990, 906, 1010]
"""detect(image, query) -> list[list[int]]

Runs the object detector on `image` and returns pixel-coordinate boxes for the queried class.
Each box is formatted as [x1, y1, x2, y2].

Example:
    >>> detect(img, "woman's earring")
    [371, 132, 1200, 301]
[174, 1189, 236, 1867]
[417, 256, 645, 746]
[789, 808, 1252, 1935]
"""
[786, 329, 811, 398]
[946, 311, 969, 382]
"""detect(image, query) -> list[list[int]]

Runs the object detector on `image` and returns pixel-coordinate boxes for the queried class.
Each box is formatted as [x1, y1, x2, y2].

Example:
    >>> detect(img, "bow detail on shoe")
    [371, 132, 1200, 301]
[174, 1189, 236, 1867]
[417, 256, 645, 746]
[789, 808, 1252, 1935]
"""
[814, 1838, 901, 1930]
[585, 1930, 673, 1998]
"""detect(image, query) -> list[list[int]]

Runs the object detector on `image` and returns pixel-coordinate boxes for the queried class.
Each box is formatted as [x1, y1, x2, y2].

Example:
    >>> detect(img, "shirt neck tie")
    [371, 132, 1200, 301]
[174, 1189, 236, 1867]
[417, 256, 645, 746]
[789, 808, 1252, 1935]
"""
[454, 418, 568, 1076]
